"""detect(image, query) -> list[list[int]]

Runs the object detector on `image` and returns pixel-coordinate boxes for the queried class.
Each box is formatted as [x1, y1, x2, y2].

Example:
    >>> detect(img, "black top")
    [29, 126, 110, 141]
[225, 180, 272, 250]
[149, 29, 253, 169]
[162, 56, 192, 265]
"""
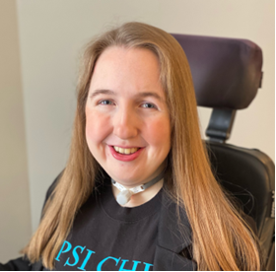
[48, 179, 162, 271]
[0, 171, 258, 271]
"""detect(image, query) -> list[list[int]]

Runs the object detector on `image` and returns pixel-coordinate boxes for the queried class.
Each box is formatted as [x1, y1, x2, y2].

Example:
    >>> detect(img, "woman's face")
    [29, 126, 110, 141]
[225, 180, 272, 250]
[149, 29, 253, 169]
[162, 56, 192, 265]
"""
[85, 46, 171, 187]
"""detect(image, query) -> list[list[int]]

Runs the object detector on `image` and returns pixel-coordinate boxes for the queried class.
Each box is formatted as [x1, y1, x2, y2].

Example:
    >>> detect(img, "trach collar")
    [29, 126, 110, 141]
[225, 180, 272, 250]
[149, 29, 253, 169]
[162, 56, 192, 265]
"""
[111, 167, 167, 206]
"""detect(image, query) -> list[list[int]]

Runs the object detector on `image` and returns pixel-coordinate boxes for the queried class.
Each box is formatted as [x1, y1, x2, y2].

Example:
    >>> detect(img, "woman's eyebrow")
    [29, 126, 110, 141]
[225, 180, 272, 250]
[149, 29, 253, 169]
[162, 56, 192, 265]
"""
[90, 89, 164, 102]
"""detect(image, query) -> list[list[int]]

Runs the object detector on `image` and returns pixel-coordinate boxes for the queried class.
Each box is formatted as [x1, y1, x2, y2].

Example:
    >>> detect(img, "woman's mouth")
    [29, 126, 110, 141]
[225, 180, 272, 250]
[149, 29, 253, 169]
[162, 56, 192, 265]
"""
[109, 146, 144, 161]
[113, 146, 140, 155]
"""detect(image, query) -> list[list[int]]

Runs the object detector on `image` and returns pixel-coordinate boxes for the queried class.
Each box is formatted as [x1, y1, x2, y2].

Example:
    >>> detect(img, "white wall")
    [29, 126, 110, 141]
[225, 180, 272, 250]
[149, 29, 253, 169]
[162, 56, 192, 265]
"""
[0, 0, 31, 263]
[0, 0, 274, 261]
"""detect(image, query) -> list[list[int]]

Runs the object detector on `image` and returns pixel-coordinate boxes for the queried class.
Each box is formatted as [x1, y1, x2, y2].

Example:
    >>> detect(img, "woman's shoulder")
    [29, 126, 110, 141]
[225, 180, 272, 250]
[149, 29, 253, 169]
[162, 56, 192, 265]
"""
[44, 170, 64, 203]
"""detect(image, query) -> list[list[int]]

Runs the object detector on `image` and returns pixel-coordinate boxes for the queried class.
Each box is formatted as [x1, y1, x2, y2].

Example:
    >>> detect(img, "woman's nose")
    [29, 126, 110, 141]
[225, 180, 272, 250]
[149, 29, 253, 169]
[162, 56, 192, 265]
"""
[113, 106, 139, 140]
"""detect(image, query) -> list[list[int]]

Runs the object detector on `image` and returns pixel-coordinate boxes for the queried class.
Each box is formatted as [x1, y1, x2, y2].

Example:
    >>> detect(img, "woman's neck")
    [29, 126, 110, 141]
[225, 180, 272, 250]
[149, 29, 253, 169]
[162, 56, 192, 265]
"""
[111, 178, 164, 207]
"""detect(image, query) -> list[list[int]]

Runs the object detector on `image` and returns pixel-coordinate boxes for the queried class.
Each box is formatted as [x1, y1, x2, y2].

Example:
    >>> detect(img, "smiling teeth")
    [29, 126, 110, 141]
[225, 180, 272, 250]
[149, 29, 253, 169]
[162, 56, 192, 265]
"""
[114, 146, 139, 154]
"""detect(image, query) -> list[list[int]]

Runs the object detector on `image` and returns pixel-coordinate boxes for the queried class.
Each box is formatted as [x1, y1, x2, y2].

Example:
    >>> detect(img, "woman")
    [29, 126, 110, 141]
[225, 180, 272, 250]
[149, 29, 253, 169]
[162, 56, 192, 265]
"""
[1, 22, 260, 271]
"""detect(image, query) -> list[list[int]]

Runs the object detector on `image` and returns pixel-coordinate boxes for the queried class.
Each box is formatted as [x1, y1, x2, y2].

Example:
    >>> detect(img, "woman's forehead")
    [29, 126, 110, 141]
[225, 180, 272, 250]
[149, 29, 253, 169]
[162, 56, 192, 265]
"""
[90, 46, 165, 99]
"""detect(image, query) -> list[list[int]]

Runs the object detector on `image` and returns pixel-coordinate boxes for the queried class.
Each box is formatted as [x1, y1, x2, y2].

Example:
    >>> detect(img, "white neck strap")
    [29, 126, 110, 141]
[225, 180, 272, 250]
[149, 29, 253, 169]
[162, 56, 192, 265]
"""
[111, 167, 166, 206]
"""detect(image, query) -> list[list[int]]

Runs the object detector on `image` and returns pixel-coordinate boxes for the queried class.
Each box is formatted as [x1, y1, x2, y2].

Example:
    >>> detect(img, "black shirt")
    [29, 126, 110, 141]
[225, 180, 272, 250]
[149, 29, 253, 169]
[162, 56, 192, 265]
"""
[50, 179, 162, 271]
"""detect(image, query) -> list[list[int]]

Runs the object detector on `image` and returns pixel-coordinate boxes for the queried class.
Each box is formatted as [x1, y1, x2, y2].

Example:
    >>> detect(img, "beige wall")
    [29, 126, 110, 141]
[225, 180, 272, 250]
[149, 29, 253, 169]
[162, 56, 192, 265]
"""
[0, 0, 31, 263]
[0, 0, 274, 262]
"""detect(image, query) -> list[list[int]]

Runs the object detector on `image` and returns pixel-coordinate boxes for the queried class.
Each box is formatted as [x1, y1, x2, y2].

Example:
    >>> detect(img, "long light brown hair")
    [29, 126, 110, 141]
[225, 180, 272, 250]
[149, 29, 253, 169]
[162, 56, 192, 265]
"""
[22, 22, 261, 270]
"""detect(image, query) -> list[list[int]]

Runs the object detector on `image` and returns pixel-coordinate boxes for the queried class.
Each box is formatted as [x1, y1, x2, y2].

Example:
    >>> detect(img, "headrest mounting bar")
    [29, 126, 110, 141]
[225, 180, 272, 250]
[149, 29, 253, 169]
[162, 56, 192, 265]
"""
[206, 108, 236, 143]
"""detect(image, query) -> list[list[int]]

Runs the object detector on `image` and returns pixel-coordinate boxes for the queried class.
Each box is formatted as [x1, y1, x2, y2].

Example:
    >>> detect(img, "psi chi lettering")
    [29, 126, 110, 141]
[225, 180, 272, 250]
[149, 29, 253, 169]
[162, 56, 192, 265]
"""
[55, 240, 154, 271]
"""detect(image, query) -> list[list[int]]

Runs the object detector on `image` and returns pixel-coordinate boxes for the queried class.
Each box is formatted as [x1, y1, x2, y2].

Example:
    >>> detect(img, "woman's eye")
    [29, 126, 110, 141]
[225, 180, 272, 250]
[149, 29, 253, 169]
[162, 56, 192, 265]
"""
[98, 100, 113, 105]
[96, 100, 157, 109]
[141, 103, 157, 109]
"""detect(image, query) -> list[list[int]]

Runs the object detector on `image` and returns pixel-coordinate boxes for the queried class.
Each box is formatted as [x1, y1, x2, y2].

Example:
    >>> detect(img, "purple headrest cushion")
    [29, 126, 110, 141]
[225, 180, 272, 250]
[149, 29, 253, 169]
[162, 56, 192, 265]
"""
[171, 34, 263, 109]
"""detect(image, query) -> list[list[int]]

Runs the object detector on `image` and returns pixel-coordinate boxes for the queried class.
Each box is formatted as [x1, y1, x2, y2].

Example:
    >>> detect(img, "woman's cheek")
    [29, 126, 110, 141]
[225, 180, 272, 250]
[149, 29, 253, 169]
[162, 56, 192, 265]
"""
[148, 117, 171, 145]
[85, 110, 111, 145]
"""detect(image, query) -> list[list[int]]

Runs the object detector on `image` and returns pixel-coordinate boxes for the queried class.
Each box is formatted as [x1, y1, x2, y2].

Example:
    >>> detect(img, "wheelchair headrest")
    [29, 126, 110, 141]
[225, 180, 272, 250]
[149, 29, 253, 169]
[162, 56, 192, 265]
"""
[171, 34, 263, 110]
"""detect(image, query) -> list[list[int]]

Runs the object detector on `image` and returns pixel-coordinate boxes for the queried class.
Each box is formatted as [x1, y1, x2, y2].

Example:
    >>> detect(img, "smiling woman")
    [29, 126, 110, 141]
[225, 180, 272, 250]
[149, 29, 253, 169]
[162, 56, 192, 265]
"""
[86, 47, 170, 196]
[1, 22, 261, 271]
